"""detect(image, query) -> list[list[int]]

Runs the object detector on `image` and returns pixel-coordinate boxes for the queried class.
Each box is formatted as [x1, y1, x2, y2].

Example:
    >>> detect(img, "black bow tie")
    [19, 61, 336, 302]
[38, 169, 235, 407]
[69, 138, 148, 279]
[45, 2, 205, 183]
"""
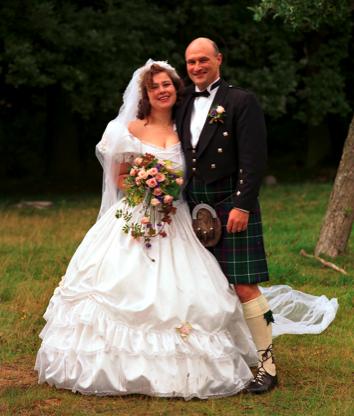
[192, 90, 210, 98]
[192, 79, 221, 98]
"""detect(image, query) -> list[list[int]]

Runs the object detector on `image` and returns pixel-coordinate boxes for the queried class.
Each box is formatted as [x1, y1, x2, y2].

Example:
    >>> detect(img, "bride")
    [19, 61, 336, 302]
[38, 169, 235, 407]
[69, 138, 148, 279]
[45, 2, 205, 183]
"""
[35, 60, 338, 399]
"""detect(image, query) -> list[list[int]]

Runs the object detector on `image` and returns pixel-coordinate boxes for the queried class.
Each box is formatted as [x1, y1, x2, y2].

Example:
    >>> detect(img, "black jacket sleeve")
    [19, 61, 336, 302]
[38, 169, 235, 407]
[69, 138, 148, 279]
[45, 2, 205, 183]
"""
[230, 92, 267, 211]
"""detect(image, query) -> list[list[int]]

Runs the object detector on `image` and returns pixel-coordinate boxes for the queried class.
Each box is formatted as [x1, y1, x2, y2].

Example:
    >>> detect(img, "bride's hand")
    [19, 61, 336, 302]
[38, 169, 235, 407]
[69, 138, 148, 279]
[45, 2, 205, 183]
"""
[116, 162, 130, 190]
[117, 174, 129, 190]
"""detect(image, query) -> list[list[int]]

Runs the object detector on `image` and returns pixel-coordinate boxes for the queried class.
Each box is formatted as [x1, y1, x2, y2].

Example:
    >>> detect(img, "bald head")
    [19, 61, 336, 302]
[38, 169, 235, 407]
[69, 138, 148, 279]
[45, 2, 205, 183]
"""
[185, 37, 220, 57]
[185, 38, 222, 90]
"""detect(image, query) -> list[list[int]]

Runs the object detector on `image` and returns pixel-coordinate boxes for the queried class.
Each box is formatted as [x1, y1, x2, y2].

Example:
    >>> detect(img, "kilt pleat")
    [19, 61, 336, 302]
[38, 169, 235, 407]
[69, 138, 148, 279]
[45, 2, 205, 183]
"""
[186, 176, 269, 285]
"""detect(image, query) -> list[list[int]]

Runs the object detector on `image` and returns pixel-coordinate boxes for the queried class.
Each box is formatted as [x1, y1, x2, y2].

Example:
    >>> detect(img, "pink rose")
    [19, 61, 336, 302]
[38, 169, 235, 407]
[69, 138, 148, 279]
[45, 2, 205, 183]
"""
[146, 178, 158, 188]
[153, 187, 162, 196]
[147, 167, 158, 176]
[140, 216, 150, 225]
[180, 325, 191, 335]
[138, 169, 148, 179]
[155, 173, 166, 182]
[151, 198, 160, 206]
[135, 178, 141, 185]
[216, 105, 225, 114]
[176, 177, 184, 186]
[134, 157, 143, 166]
[163, 195, 174, 204]
[130, 168, 137, 176]
[176, 322, 192, 339]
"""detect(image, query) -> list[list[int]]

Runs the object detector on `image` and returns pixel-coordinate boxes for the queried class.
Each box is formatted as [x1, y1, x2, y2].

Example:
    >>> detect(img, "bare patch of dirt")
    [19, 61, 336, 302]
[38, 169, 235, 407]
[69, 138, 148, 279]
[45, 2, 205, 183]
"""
[0, 360, 37, 390]
[32, 398, 62, 414]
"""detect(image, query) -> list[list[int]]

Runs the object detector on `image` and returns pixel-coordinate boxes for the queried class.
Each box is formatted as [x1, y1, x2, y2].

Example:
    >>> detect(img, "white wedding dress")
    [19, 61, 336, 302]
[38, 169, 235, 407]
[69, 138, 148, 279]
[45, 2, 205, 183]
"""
[35, 128, 338, 399]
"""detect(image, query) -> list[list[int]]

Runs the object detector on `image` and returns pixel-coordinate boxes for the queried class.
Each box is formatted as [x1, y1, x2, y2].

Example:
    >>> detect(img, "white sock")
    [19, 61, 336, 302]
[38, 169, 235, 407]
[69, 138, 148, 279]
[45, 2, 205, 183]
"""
[242, 294, 276, 376]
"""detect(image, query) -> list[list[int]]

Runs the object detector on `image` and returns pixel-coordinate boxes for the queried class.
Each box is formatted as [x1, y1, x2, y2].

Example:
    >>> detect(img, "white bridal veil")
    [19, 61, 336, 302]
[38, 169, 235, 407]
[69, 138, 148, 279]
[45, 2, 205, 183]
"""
[95, 60, 180, 219]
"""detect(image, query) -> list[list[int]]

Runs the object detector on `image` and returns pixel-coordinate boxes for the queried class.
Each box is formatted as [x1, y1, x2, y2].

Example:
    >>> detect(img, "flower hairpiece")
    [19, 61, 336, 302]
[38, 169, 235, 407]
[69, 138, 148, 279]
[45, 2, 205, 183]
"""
[208, 105, 226, 124]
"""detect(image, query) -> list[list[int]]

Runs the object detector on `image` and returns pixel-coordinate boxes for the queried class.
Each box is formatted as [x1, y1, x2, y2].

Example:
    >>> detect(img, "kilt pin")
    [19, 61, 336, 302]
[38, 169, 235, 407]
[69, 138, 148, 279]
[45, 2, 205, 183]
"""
[175, 79, 269, 285]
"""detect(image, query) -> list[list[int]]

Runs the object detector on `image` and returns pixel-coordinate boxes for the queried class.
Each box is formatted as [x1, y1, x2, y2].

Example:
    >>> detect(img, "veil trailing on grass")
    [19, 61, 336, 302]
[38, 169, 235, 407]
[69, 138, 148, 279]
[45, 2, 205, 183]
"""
[95, 59, 180, 219]
[260, 285, 338, 337]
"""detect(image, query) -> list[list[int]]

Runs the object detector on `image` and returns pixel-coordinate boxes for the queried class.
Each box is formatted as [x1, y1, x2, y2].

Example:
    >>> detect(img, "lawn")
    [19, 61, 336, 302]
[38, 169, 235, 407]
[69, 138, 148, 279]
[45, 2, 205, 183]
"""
[0, 183, 353, 415]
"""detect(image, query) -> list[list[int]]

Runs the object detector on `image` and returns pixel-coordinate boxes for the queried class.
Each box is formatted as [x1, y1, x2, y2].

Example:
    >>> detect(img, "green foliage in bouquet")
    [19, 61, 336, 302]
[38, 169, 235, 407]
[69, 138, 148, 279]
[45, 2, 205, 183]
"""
[116, 153, 184, 255]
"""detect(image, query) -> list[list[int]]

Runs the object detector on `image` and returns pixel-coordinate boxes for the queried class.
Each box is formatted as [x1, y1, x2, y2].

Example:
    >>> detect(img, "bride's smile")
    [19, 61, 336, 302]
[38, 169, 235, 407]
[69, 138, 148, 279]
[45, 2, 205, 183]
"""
[158, 93, 171, 102]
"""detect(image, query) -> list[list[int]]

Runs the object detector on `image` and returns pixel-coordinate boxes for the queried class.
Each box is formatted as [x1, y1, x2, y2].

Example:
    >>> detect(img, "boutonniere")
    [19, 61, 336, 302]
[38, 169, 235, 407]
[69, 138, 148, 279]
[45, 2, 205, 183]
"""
[208, 105, 226, 124]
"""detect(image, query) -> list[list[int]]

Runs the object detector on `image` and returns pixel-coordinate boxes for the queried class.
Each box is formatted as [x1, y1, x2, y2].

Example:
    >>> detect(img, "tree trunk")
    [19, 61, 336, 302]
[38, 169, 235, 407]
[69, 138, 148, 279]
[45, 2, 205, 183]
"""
[315, 114, 354, 257]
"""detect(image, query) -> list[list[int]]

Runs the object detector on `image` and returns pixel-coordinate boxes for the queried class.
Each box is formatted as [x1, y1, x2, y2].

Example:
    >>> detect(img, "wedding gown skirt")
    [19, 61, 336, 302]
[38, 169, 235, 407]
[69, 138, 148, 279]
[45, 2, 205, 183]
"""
[35, 140, 338, 399]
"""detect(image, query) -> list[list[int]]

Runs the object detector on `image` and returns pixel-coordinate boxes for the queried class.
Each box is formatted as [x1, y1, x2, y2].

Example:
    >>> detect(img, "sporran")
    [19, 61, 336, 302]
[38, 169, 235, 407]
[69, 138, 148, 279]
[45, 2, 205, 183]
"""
[192, 203, 222, 247]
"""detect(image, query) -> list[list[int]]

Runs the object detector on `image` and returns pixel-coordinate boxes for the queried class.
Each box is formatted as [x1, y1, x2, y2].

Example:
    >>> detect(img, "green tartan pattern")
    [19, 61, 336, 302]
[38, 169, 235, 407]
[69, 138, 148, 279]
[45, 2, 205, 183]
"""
[186, 176, 269, 285]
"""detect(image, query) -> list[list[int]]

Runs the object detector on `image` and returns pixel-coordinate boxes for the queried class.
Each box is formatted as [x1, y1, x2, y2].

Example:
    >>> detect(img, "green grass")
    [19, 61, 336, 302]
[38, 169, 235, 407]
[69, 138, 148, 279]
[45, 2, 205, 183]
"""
[0, 184, 353, 415]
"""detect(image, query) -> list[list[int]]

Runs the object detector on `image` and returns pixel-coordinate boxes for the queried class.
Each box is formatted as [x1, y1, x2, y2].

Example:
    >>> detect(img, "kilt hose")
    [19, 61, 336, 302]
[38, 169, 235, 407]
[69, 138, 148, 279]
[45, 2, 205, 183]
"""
[186, 175, 269, 285]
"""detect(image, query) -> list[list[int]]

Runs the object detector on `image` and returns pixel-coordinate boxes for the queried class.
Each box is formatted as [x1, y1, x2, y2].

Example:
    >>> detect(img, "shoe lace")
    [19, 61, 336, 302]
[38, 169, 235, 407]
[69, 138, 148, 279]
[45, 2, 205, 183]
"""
[252, 344, 275, 385]
[253, 366, 268, 384]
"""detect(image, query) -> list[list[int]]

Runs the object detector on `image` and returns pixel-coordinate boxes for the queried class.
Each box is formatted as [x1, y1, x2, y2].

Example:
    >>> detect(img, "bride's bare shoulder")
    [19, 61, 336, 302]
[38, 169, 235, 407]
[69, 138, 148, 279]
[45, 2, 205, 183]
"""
[128, 119, 146, 137]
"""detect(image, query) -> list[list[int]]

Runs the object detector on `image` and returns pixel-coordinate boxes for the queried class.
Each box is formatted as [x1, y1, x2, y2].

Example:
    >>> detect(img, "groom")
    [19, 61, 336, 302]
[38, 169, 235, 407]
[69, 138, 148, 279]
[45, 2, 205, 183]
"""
[176, 37, 277, 394]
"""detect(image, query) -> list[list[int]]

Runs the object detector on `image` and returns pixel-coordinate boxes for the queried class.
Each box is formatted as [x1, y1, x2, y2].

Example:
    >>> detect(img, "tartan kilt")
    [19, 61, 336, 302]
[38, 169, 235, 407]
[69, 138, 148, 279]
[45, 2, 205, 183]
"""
[186, 175, 269, 285]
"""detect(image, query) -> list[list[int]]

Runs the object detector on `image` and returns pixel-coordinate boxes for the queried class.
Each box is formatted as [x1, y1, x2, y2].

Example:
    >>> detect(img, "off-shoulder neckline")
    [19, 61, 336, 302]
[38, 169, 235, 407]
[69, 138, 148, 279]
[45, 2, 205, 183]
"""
[127, 130, 181, 151]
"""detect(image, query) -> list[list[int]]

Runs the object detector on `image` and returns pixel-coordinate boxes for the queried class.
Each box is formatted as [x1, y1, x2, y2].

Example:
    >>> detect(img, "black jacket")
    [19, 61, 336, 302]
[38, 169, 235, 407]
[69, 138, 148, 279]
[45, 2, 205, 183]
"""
[175, 79, 267, 211]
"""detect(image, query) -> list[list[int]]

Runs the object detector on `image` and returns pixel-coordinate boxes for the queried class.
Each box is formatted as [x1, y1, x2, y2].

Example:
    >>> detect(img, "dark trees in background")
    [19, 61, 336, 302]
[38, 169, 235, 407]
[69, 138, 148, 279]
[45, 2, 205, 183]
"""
[0, 0, 353, 192]
[0, 0, 179, 186]
[252, 0, 354, 257]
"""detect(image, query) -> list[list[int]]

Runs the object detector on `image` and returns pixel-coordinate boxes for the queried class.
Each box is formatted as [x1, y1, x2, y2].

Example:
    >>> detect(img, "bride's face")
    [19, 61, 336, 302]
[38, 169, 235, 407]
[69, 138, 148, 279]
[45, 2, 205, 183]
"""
[147, 72, 177, 112]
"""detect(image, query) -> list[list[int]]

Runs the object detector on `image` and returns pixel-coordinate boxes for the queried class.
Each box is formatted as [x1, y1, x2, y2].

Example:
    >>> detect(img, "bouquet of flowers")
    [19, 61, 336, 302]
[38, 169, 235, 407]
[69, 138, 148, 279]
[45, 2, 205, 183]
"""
[116, 153, 184, 254]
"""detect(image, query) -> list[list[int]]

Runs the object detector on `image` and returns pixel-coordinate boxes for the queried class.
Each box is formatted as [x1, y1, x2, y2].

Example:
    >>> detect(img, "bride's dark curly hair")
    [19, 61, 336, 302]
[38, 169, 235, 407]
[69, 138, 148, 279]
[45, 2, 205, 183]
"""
[137, 64, 184, 120]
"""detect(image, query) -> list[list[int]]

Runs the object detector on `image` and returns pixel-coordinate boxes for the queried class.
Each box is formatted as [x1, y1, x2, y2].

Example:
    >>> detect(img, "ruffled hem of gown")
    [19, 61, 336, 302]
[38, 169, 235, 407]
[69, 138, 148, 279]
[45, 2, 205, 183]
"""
[35, 292, 254, 399]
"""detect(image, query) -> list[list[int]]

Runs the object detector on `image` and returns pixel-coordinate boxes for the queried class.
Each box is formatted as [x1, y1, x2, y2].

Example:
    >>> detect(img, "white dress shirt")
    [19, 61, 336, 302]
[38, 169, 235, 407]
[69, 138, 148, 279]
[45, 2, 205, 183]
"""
[190, 78, 220, 148]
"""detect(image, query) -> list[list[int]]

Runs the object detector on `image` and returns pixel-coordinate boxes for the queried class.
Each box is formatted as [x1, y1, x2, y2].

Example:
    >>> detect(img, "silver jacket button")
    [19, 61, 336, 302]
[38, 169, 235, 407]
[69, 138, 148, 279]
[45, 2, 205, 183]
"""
[217, 148, 223, 153]
[223, 131, 229, 137]
[211, 163, 216, 169]
[236, 191, 241, 196]
[239, 179, 244, 184]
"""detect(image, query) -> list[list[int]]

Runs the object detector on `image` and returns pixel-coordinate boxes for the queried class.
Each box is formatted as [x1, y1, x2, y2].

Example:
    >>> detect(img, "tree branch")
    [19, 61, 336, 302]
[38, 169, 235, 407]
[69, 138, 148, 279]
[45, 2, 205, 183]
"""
[300, 249, 348, 275]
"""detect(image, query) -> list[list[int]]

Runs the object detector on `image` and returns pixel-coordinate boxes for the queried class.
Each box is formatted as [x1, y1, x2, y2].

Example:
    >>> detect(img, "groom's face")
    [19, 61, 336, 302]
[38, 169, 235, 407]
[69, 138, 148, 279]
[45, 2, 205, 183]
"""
[185, 42, 222, 90]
